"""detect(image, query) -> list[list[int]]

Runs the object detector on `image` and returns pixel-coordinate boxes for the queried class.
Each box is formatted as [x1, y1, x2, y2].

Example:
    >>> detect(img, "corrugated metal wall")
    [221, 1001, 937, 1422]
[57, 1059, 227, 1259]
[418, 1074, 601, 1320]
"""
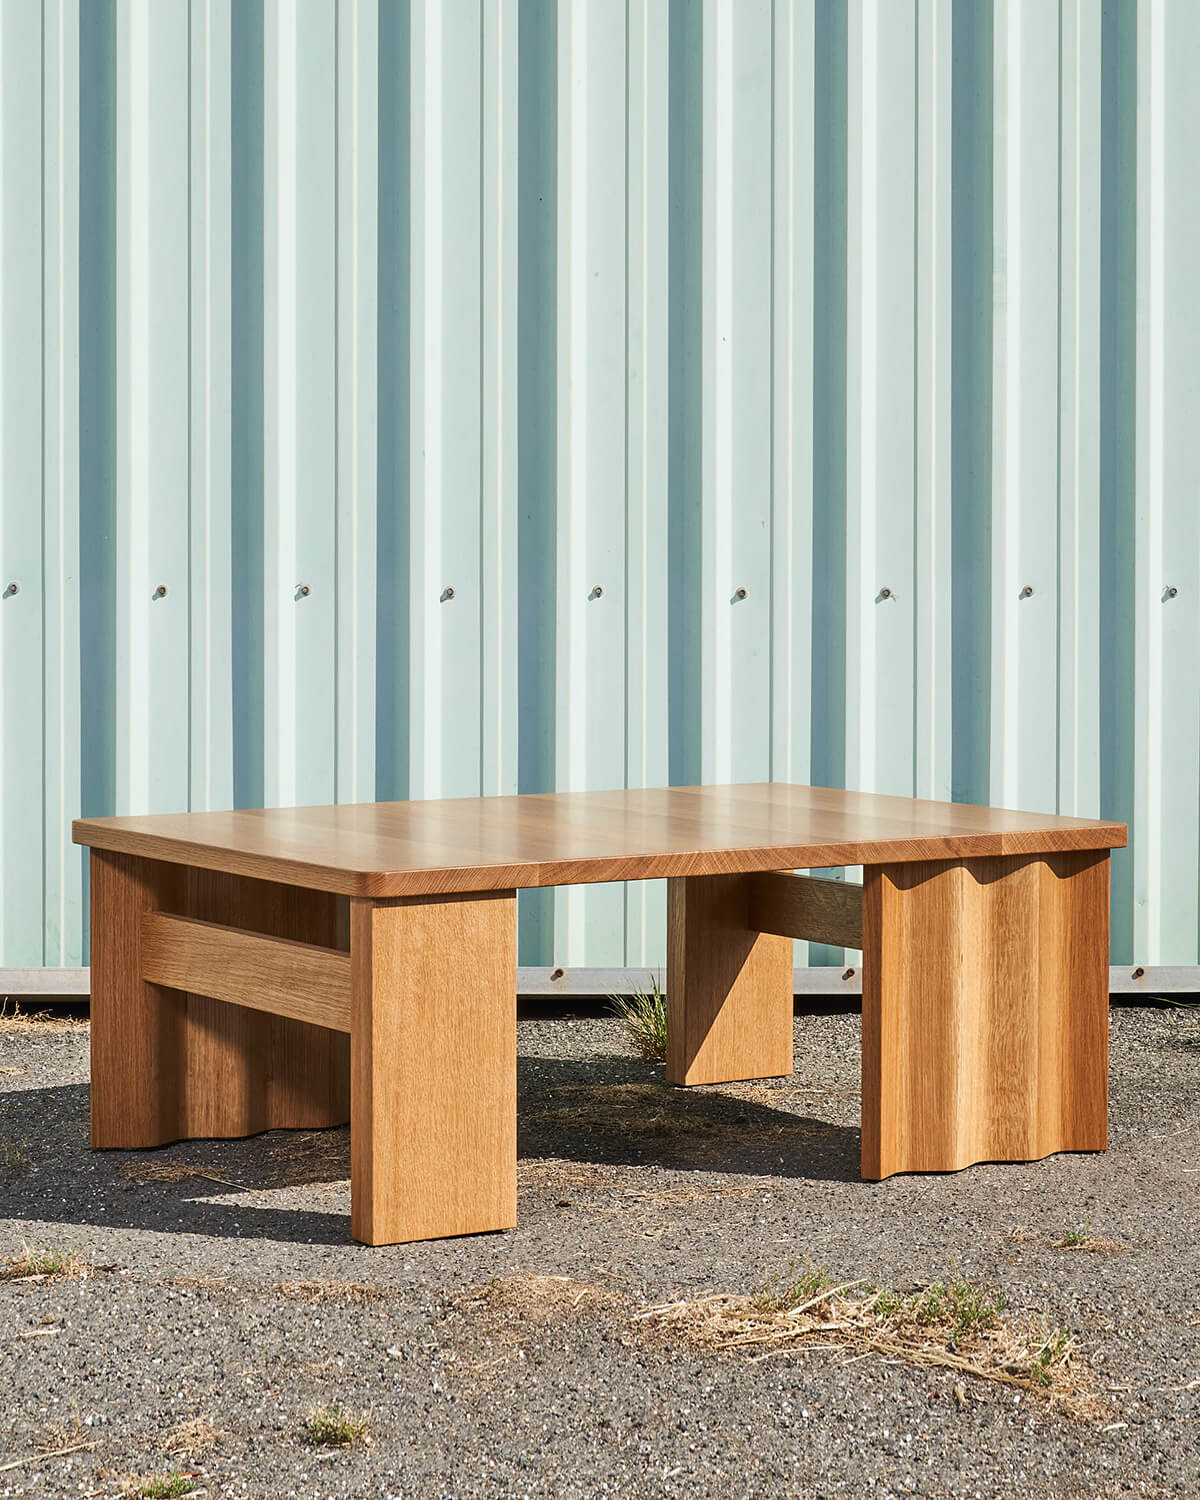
[0, 0, 1193, 974]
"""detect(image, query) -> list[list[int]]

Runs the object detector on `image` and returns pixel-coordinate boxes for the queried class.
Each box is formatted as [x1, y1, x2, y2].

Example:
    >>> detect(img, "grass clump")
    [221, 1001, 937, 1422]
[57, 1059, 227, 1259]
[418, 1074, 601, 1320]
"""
[609, 975, 667, 1062]
[912, 1276, 1006, 1339]
[637, 1265, 1098, 1416]
[0, 1141, 31, 1170]
[130, 1475, 197, 1499]
[0, 1243, 92, 1283]
[751, 1259, 832, 1314]
[301, 1402, 370, 1448]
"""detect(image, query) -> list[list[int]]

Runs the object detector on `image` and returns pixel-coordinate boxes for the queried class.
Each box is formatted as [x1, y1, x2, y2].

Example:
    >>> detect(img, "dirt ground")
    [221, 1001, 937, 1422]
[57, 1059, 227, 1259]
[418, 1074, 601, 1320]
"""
[0, 1003, 1198, 1499]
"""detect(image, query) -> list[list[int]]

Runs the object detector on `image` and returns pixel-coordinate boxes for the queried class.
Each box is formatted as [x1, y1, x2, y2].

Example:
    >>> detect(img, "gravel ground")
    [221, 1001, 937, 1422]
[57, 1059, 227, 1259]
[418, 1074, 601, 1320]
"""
[0, 1003, 1198, 1500]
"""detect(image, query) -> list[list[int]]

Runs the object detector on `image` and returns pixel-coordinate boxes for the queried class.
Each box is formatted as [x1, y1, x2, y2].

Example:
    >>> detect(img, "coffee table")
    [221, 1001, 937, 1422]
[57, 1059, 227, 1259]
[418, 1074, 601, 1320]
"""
[73, 784, 1126, 1245]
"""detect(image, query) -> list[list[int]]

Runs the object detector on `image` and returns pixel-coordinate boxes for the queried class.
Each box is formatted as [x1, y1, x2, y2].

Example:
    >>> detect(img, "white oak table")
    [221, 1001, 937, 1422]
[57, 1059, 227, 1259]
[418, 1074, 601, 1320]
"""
[73, 783, 1127, 1245]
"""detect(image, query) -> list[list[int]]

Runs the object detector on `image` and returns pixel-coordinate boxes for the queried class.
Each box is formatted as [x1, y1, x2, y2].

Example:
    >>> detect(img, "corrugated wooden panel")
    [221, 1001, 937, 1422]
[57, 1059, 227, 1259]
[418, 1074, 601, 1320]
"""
[2, 0, 1197, 976]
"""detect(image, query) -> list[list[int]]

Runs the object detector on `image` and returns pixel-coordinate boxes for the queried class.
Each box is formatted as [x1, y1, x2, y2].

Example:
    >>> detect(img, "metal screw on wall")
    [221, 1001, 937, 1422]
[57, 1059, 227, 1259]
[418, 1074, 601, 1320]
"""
[589, 585, 604, 599]
[878, 587, 893, 600]
[3, 582, 18, 597]
[298, 584, 311, 598]
[153, 584, 168, 599]
[1020, 584, 1035, 598]
[1165, 585, 1179, 599]
[441, 586, 455, 602]
[733, 586, 748, 602]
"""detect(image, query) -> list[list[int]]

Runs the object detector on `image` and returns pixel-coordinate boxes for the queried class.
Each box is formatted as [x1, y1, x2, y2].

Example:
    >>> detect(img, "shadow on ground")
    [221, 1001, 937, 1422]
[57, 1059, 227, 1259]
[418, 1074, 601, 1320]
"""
[0, 1055, 860, 1245]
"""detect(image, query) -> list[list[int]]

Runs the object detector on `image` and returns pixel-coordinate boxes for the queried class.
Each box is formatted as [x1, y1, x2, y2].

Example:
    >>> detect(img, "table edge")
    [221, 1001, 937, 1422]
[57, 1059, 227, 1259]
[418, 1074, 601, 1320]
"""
[72, 819, 1129, 898]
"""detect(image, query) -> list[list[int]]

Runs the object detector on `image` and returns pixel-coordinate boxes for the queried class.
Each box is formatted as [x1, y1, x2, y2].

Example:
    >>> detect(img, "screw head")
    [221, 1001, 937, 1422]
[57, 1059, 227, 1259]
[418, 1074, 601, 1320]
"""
[1166, 585, 1179, 599]
[153, 584, 168, 599]
[589, 584, 604, 600]
[298, 583, 311, 598]
[4, 582, 17, 596]
[733, 586, 748, 602]
[441, 586, 456, 602]
[878, 587, 892, 600]
[1020, 584, 1034, 598]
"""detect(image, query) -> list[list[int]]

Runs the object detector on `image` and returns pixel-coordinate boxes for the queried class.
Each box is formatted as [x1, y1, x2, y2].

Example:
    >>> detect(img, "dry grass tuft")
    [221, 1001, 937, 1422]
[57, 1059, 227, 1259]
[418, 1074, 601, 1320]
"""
[0, 1243, 93, 1284]
[161, 1417, 223, 1456]
[301, 1402, 370, 1448]
[272, 1279, 395, 1306]
[0, 1141, 32, 1170]
[636, 1265, 1103, 1419]
[463, 1272, 622, 1326]
[526, 1081, 816, 1164]
[260, 1128, 349, 1187]
[167, 1274, 232, 1294]
[1051, 1228, 1129, 1255]
[121, 1161, 246, 1191]
[0, 1000, 87, 1034]
[609, 976, 668, 1062]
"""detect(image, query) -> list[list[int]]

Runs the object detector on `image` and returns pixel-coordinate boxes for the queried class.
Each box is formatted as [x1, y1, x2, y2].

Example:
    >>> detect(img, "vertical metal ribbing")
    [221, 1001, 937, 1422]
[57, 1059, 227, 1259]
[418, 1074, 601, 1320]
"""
[624, 0, 670, 967]
[335, 0, 378, 806]
[701, 0, 774, 788]
[189, 0, 234, 815]
[10, 5, 1200, 976]
[989, 0, 1061, 815]
[1, 3, 48, 964]
[552, 0, 628, 963]
[41, 0, 82, 963]
[262, 0, 337, 810]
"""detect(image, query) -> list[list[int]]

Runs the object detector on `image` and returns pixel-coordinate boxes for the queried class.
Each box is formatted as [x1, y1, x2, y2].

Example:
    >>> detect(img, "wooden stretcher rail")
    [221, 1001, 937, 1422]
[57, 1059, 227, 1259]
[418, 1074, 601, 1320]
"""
[139, 911, 351, 1033]
[749, 872, 864, 950]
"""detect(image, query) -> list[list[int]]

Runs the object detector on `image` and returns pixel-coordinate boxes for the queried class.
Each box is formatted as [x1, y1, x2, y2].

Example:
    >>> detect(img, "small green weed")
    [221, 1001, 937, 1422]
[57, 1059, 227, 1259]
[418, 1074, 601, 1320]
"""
[302, 1402, 370, 1448]
[0, 1141, 31, 1170]
[130, 1474, 197, 1499]
[0, 1244, 92, 1282]
[752, 1259, 831, 1313]
[609, 975, 668, 1062]
[914, 1276, 1006, 1339]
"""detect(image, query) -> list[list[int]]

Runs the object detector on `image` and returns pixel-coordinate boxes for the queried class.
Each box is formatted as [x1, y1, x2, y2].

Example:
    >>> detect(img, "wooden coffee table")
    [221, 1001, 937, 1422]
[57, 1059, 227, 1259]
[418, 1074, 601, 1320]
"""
[73, 784, 1126, 1245]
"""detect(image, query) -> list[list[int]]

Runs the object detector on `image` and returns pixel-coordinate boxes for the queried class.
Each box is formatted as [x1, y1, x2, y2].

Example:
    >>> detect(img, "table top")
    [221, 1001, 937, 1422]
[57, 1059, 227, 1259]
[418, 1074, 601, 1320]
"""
[72, 784, 1127, 899]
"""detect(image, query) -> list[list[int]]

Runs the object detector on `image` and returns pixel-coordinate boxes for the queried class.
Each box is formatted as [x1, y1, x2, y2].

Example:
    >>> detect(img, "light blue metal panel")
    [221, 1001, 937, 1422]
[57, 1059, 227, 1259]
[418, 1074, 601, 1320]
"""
[770, 0, 817, 967]
[42, 0, 82, 964]
[553, 1, 628, 963]
[701, 0, 774, 786]
[624, 0, 670, 967]
[9, 0, 1200, 977]
[913, 0, 953, 807]
[114, 0, 191, 815]
[189, 0, 235, 813]
[1135, 0, 1200, 964]
[481, 0, 520, 801]
[409, 0, 484, 801]
[1057, 0, 1102, 820]
[990, 0, 1060, 814]
[262, 0, 338, 808]
[0, 0, 47, 966]
[335, 0, 379, 804]
[845, 0, 917, 801]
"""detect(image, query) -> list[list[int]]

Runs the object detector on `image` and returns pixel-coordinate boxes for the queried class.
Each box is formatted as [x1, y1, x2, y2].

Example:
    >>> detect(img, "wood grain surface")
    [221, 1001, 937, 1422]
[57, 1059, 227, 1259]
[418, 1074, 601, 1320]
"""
[89, 852, 350, 1148]
[860, 851, 1110, 1178]
[666, 874, 794, 1086]
[749, 872, 864, 949]
[350, 891, 517, 1245]
[140, 912, 351, 1032]
[73, 783, 1127, 898]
